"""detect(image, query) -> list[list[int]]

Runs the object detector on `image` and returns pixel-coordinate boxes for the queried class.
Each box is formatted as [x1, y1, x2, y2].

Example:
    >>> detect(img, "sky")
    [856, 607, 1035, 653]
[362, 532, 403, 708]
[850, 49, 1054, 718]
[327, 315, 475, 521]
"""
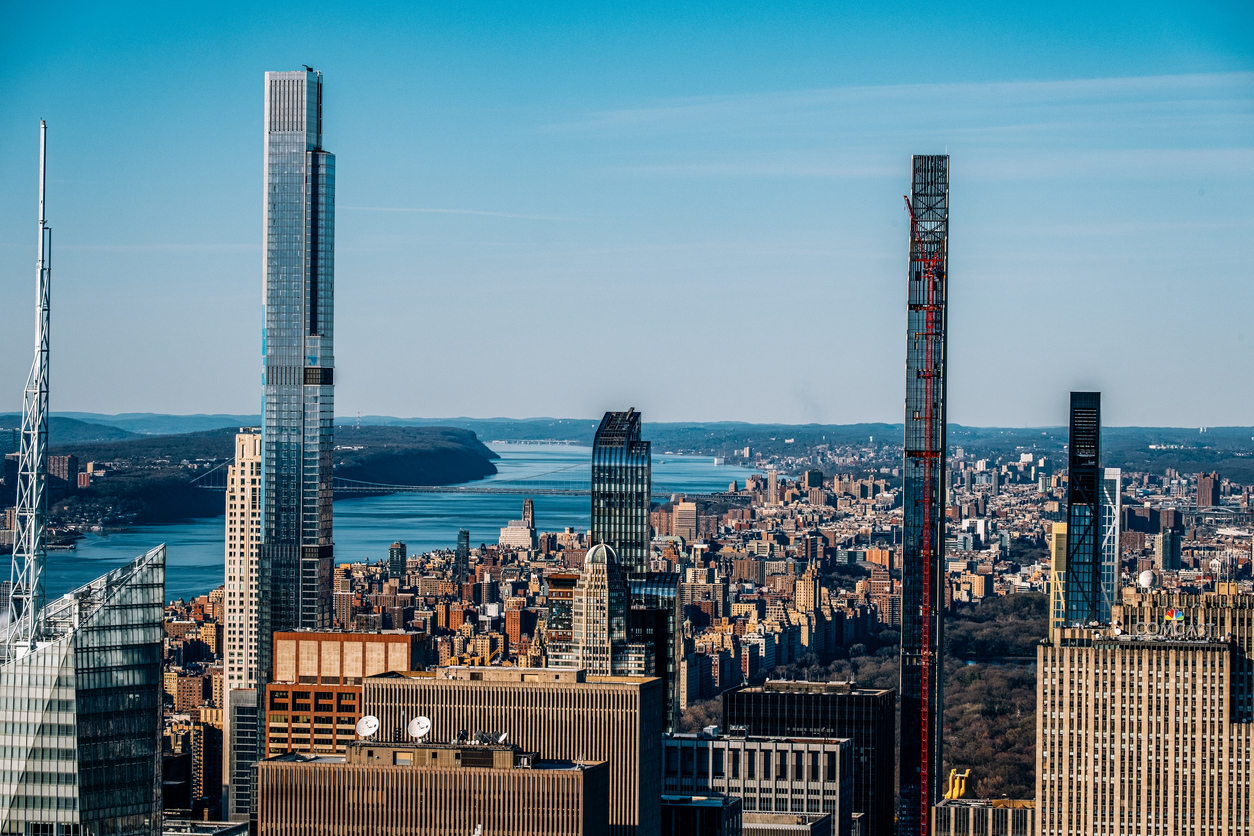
[0, 2, 1251, 428]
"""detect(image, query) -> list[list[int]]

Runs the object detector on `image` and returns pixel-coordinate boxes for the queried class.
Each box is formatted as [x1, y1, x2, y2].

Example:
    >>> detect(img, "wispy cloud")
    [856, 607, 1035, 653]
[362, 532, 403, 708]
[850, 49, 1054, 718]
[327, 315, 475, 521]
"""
[342, 206, 584, 221]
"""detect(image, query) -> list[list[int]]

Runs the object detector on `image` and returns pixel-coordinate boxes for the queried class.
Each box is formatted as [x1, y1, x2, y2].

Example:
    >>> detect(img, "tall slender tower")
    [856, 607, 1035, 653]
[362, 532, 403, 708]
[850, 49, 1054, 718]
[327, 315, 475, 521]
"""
[1062, 392, 1102, 625]
[898, 154, 948, 836]
[454, 529, 470, 586]
[590, 409, 651, 577]
[259, 69, 336, 664]
[6, 122, 52, 660]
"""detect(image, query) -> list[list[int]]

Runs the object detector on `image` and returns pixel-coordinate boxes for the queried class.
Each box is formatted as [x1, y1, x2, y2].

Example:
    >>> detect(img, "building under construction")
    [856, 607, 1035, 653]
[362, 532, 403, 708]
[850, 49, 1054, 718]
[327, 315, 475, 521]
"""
[899, 154, 950, 836]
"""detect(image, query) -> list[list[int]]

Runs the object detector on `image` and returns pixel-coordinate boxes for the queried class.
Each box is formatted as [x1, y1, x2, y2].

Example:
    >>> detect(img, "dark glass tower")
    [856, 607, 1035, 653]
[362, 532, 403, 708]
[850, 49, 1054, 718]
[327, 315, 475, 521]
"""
[260, 68, 335, 655]
[899, 154, 948, 836]
[454, 529, 470, 586]
[388, 541, 407, 580]
[1063, 392, 1103, 625]
[591, 409, 651, 576]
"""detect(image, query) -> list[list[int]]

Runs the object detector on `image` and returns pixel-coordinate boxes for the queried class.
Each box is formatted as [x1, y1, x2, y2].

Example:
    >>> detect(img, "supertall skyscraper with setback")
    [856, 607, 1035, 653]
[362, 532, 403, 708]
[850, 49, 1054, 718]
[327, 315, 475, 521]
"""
[260, 69, 335, 656]
[898, 154, 949, 836]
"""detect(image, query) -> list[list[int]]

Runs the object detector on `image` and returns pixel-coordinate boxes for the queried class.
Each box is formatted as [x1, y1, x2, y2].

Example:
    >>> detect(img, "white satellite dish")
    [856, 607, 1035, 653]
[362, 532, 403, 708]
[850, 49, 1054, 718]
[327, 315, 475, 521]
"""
[497, 732, 508, 744]
[355, 715, 380, 738]
[408, 716, 432, 740]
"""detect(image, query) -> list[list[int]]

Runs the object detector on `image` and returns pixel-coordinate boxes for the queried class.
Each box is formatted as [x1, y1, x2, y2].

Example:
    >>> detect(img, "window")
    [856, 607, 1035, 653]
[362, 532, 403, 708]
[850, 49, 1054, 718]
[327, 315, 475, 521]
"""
[747, 750, 756, 779]
[810, 751, 820, 781]
[826, 751, 836, 782]
[713, 749, 724, 778]
[763, 751, 771, 780]
[731, 749, 740, 779]
[666, 748, 679, 776]
[777, 752, 787, 781]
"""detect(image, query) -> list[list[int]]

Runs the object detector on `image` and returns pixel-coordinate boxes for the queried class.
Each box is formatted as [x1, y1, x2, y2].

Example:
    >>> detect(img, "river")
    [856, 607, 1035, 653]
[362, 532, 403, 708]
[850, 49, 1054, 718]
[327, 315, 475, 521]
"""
[51, 444, 760, 602]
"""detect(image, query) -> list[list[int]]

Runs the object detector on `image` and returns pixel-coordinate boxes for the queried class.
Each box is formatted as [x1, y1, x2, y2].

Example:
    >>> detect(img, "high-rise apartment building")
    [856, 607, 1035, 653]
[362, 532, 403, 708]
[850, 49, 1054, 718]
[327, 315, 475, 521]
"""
[1197, 471, 1221, 508]
[573, 543, 630, 675]
[1100, 467, 1121, 618]
[0, 545, 165, 835]
[1037, 589, 1254, 836]
[723, 681, 895, 836]
[225, 429, 262, 688]
[1063, 392, 1106, 626]
[364, 666, 664, 836]
[591, 409, 651, 577]
[1048, 522, 1067, 642]
[673, 501, 699, 541]
[259, 68, 336, 662]
[453, 528, 470, 586]
[387, 541, 406, 579]
[899, 153, 949, 836]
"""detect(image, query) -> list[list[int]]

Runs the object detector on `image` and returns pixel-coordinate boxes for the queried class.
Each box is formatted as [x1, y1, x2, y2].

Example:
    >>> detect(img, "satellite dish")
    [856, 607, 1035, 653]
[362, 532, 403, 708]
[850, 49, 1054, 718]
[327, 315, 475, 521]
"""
[355, 715, 380, 738]
[497, 732, 508, 744]
[408, 716, 431, 740]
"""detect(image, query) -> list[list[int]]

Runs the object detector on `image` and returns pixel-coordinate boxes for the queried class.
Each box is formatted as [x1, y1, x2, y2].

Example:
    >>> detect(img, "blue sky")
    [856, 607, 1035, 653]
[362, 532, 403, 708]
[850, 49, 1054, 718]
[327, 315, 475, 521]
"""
[1, 2, 1250, 427]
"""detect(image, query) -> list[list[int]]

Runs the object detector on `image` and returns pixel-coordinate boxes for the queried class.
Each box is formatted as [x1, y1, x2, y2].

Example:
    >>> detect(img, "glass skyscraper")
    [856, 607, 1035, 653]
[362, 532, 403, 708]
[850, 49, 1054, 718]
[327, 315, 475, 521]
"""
[590, 409, 651, 577]
[0, 544, 164, 835]
[1063, 391, 1103, 626]
[1099, 467, 1122, 623]
[260, 68, 335, 654]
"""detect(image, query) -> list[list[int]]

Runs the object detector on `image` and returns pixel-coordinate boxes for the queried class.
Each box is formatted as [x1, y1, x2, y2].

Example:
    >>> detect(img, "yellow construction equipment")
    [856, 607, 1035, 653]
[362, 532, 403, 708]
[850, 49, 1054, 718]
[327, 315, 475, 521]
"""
[943, 769, 970, 800]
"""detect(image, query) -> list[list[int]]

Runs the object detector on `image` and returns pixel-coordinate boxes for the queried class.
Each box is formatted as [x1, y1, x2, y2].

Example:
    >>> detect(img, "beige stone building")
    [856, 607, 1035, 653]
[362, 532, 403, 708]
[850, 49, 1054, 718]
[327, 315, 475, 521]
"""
[257, 741, 608, 836]
[224, 429, 262, 687]
[363, 666, 663, 836]
[1037, 589, 1254, 836]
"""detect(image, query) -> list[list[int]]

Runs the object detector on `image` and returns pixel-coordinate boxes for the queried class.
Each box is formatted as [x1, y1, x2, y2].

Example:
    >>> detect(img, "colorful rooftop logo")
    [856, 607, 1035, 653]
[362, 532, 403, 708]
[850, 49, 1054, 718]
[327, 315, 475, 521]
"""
[1165, 608, 1185, 622]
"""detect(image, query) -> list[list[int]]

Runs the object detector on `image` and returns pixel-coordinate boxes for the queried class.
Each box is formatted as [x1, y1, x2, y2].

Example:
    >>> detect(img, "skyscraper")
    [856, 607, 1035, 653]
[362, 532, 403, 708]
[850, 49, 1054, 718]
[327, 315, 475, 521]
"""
[572, 543, 629, 676]
[1062, 392, 1103, 626]
[388, 541, 407, 579]
[1099, 467, 1121, 619]
[591, 409, 651, 577]
[899, 154, 949, 836]
[0, 545, 166, 836]
[224, 429, 262, 688]
[259, 67, 336, 653]
[454, 528, 470, 586]
[1197, 470, 1221, 508]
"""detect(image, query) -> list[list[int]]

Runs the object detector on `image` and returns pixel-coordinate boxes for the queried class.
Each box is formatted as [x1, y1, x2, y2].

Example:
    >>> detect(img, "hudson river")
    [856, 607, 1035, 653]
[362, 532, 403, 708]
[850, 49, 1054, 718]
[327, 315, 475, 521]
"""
[50, 444, 760, 602]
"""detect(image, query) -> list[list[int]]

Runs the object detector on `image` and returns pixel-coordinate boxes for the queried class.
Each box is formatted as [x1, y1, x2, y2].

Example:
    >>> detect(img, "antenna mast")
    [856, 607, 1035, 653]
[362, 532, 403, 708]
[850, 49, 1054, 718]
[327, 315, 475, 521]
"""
[7, 121, 52, 658]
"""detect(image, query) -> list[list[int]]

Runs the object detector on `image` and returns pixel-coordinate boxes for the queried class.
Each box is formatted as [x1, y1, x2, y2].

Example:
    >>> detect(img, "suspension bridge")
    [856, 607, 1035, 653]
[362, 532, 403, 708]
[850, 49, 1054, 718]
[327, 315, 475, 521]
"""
[188, 458, 732, 501]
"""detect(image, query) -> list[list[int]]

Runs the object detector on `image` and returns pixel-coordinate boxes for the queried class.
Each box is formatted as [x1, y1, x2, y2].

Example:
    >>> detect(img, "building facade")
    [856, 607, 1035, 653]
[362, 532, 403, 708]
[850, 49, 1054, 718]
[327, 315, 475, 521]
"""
[931, 800, 1034, 836]
[591, 409, 651, 577]
[573, 544, 630, 676]
[257, 742, 608, 836]
[1036, 590, 1254, 836]
[362, 667, 663, 836]
[0, 545, 165, 836]
[723, 682, 894, 836]
[1062, 392, 1105, 626]
[224, 430, 262, 688]
[899, 153, 950, 836]
[662, 731, 852, 831]
[259, 68, 336, 662]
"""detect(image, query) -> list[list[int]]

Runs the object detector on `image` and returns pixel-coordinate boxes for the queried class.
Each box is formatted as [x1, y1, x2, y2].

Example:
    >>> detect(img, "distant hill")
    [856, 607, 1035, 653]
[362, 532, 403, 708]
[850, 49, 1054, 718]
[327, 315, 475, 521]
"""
[0, 414, 138, 445]
[55, 412, 260, 436]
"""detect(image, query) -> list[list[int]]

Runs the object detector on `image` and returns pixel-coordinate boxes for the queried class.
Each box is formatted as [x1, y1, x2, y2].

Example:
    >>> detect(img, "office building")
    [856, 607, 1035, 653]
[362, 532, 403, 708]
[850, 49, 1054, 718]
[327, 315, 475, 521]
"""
[591, 409, 651, 577]
[257, 741, 609, 836]
[572, 544, 636, 675]
[1197, 471, 1220, 508]
[663, 731, 852, 829]
[48, 453, 78, 487]
[723, 681, 894, 836]
[363, 666, 663, 836]
[1036, 588, 1254, 836]
[660, 795, 742, 836]
[1062, 392, 1106, 626]
[932, 800, 1035, 836]
[264, 630, 426, 755]
[259, 67, 336, 665]
[387, 541, 406, 579]
[0, 544, 165, 836]
[224, 430, 262, 688]
[900, 153, 950, 835]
